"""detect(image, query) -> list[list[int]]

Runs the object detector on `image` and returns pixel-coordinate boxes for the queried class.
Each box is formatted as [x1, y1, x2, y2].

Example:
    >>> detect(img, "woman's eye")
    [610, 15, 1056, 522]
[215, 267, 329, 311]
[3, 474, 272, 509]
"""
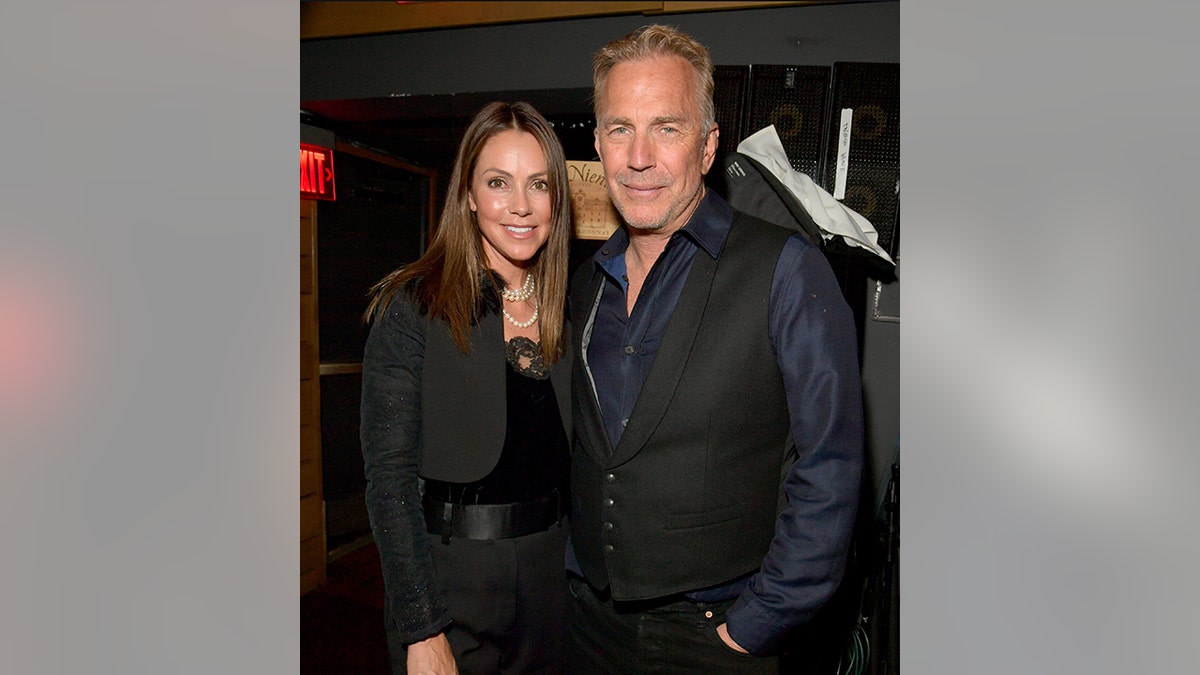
[531, 179, 549, 192]
[487, 177, 506, 189]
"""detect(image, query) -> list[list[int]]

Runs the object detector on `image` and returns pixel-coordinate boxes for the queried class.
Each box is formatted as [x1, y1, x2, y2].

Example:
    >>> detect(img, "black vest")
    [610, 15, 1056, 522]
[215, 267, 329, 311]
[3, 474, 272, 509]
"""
[570, 213, 796, 601]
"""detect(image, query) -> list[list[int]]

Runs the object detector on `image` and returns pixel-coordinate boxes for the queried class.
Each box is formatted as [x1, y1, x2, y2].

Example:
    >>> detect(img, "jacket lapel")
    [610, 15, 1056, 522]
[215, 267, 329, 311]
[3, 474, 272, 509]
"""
[608, 249, 718, 467]
[574, 267, 617, 467]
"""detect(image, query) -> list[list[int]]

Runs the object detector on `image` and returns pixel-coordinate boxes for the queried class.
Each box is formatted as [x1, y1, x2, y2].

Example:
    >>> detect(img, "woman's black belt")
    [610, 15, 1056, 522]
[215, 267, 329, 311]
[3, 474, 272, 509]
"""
[423, 491, 565, 542]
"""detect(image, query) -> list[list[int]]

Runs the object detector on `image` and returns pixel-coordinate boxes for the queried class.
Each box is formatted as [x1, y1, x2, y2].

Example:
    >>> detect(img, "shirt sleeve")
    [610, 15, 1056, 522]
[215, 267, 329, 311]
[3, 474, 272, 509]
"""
[724, 236, 865, 655]
[359, 293, 452, 644]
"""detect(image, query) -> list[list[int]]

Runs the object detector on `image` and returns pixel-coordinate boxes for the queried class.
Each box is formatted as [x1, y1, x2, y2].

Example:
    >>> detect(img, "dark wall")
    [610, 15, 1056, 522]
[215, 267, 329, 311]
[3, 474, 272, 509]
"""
[301, 2, 899, 102]
[302, 1, 901, 569]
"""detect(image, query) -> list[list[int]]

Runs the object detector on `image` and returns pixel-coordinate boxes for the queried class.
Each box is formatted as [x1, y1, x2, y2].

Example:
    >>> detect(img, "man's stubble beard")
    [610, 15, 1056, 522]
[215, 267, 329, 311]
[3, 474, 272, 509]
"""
[613, 180, 705, 234]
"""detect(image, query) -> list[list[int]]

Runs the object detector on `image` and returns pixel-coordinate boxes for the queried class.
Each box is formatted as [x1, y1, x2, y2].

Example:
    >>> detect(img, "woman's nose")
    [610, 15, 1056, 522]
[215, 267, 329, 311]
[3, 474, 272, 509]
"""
[509, 189, 532, 216]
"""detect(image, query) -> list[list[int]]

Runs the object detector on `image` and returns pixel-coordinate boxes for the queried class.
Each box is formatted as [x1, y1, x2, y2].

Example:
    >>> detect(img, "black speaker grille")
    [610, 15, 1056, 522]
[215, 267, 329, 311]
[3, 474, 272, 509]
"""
[745, 65, 831, 179]
[713, 65, 749, 156]
[821, 62, 900, 256]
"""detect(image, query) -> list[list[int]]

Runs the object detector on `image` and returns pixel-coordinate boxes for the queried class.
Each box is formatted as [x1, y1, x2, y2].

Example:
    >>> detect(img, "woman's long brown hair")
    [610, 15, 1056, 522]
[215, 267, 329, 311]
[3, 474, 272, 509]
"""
[363, 101, 572, 363]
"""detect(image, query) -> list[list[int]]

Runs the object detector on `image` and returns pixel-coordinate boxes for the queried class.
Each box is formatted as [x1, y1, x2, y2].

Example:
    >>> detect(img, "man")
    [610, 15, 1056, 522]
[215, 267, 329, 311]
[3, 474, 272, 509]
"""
[566, 25, 864, 673]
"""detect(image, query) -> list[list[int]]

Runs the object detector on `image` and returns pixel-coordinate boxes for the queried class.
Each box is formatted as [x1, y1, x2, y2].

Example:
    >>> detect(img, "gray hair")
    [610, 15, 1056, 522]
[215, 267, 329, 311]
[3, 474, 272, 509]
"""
[592, 24, 716, 130]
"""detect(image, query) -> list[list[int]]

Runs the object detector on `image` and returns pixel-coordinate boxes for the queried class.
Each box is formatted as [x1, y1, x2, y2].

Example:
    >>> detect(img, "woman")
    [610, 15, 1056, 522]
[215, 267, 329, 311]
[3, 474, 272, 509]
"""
[360, 101, 573, 674]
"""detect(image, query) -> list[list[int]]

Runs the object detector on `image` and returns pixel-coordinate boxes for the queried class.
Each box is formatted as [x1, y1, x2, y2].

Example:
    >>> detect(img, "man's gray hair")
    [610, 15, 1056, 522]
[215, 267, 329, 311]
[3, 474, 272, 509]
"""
[592, 24, 716, 131]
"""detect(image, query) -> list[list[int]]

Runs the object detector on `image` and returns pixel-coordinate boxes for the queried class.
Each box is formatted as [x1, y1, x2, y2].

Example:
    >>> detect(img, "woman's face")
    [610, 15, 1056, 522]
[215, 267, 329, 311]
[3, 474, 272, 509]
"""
[468, 129, 553, 279]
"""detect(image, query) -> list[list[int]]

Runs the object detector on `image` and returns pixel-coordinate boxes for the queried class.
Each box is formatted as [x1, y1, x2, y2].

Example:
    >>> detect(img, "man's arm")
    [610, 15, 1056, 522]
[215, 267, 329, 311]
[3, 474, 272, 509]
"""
[723, 236, 865, 655]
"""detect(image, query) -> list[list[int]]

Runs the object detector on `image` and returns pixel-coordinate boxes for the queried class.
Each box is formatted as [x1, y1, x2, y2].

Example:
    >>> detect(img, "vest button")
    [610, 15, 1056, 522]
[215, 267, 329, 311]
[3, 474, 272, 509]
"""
[604, 498, 614, 507]
[604, 544, 614, 554]
[605, 473, 616, 483]
[603, 522, 614, 531]
[623, 345, 635, 355]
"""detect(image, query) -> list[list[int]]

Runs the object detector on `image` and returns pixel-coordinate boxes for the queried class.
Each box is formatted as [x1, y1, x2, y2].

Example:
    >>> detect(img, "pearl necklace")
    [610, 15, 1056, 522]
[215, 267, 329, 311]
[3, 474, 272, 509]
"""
[502, 298, 539, 329]
[500, 273, 535, 302]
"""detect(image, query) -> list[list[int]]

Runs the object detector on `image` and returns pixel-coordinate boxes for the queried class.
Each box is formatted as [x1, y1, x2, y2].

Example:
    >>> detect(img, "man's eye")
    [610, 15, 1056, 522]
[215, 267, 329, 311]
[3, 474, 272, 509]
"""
[609, 127, 630, 137]
[661, 126, 679, 135]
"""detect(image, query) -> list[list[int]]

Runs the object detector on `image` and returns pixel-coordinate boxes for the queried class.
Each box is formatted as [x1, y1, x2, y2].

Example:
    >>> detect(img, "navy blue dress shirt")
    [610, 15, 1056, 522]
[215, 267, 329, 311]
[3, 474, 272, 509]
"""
[571, 190, 863, 654]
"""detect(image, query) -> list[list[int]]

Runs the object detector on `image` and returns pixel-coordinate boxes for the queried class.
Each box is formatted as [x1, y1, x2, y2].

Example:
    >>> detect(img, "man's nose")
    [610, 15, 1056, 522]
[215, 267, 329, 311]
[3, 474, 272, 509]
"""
[628, 133, 655, 171]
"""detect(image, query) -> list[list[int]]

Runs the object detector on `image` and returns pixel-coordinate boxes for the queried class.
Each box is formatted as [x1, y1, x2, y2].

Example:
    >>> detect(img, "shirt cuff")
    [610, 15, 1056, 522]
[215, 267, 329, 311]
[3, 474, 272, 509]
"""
[400, 615, 453, 646]
[724, 593, 785, 656]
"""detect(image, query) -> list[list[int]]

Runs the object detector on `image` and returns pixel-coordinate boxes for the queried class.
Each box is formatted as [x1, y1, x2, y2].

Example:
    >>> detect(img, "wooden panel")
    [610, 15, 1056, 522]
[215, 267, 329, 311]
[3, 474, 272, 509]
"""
[300, 254, 313, 296]
[301, 535, 324, 572]
[301, 458, 321, 498]
[301, 494, 324, 541]
[655, 1, 811, 13]
[318, 362, 363, 377]
[301, 562, 324, 595]
[301, 295, 315, 336]
[300, 199, 315, 256]
[301, 377, 318, 424]
[302, 1, 661, 40]
[301, 341, 315, 381]
[301, 424, 321, 464]
[301, 535, 325, 594]
[301, 1, 821, 39]
[301, 196, 325, 594]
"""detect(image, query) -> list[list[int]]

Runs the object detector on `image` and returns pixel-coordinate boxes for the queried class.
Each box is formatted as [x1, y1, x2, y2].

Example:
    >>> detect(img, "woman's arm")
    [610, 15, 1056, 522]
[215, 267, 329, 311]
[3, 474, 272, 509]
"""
[360, 293, 452, 644]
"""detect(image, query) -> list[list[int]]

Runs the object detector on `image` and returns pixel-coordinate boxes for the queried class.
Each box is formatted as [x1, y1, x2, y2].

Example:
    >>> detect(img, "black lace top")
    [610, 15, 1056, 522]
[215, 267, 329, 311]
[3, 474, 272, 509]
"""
[423, 336, 569, 505]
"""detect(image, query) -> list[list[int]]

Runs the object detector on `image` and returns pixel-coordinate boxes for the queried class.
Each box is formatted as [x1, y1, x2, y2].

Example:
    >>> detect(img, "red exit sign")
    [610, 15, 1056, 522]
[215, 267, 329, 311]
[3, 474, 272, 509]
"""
[301, 144, 335, 200]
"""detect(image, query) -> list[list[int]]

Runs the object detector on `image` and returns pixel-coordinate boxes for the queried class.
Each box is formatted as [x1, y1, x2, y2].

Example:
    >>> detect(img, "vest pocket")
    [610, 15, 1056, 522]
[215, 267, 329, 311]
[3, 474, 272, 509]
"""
[664, 502, 748, 530]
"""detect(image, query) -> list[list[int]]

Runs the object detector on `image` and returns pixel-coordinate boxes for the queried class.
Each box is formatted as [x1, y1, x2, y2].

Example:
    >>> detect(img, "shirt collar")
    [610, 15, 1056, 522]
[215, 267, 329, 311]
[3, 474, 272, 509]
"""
[590, 189, 733, 268]
[681, 189, 733, 260]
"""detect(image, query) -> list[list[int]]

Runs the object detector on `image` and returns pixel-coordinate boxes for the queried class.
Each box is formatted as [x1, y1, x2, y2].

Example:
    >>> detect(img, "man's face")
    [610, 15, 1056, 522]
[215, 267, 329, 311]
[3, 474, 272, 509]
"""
[594, 55, 717, 235]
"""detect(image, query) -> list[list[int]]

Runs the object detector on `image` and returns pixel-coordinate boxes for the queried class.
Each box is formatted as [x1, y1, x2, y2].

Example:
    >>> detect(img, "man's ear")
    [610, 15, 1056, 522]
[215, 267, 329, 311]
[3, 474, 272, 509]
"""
[701, 123, 719, 175]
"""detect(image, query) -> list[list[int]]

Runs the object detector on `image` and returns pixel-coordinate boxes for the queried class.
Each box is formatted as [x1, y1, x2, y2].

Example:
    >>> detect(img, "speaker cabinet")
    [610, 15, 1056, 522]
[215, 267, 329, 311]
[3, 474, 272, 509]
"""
[745, 65, 832, 179]
[820, 62, 900, 257]
[713, 65, 750, 157]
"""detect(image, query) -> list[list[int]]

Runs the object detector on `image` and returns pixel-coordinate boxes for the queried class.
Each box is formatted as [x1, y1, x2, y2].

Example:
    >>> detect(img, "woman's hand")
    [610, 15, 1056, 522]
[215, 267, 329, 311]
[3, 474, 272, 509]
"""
[407, 632, 458, 675]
